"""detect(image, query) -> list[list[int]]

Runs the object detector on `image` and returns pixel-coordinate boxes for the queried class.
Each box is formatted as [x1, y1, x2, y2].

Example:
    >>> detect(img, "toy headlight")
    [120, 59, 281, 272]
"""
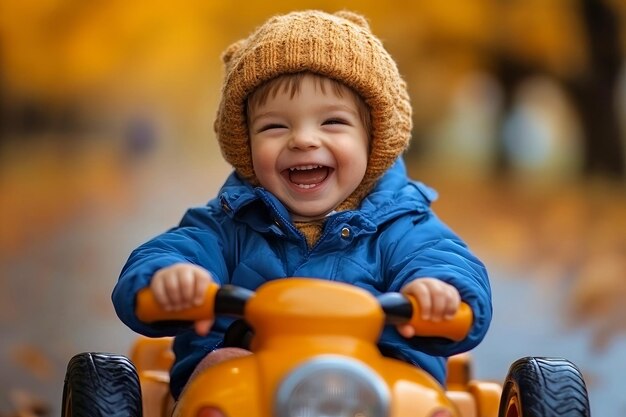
[275, 356, 390, 417]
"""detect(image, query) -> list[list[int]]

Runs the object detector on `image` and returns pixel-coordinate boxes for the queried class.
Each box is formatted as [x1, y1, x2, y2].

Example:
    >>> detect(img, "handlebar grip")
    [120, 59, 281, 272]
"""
[406, 297, 473, 342]
[136, 282, 220, 323]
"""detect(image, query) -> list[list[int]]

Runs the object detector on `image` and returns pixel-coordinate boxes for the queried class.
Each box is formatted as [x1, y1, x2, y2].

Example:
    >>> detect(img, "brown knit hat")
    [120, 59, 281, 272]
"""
[214, 10, 412, 209]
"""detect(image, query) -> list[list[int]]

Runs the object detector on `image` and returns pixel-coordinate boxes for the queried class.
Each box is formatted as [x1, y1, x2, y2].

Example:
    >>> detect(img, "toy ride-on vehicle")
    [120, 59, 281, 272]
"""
[62, 277, 591, 417]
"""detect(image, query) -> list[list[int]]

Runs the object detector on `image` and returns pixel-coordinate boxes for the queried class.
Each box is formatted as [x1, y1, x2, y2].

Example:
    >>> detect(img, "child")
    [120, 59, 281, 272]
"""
[112, 10, 492, 401]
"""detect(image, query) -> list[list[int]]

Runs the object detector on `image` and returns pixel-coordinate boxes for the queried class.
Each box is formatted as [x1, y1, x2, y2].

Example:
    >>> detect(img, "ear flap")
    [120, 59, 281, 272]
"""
[221, 39, 246, 65]
[334, 11, 370, 31]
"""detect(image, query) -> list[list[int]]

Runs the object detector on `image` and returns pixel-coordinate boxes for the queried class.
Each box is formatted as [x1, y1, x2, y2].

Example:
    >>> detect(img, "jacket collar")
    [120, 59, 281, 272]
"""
[359, 159, 437, 223]
[217, 158, 437, 230]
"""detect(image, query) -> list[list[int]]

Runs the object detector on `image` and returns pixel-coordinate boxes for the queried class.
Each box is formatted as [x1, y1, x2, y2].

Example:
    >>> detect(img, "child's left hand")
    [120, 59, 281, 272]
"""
[396, 278, 461, 338]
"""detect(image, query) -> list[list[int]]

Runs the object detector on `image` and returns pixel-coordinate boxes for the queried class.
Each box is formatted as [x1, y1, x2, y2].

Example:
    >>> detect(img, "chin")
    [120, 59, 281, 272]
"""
[289, 208, 333, 222]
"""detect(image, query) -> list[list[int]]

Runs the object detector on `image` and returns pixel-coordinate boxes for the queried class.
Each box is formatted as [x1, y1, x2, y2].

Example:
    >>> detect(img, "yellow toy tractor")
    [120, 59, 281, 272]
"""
[62, 278, 590, 417]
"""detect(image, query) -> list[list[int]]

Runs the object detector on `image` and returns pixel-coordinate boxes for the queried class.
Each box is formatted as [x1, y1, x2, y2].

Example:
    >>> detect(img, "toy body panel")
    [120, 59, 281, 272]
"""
[174, 355, 262, 417]
[169, 279, 461, 417]
[176, 352, 458, 417]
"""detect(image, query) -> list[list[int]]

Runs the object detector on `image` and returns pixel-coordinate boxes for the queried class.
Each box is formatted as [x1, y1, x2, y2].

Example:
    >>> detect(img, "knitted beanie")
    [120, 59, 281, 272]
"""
[214, 10, 412, 210]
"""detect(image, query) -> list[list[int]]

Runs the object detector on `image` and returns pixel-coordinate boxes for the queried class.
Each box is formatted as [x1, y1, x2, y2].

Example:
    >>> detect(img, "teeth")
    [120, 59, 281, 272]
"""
[295, 183, 315, 189]
[289, 165, 321, 171]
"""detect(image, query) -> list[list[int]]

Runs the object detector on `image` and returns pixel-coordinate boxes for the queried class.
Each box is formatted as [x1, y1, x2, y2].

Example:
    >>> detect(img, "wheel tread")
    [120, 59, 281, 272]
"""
[62, 352, 142, 417]
[499, 356, 590, 417]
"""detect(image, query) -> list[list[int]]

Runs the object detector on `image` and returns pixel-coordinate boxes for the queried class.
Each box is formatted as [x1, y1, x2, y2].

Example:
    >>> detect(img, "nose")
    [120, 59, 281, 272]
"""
[288, 128, 320, 150]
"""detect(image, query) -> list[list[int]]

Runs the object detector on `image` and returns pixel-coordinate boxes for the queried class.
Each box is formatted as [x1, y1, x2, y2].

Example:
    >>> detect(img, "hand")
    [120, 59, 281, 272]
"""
[150, 263, 214, 336]
[396, 278, 461, 338]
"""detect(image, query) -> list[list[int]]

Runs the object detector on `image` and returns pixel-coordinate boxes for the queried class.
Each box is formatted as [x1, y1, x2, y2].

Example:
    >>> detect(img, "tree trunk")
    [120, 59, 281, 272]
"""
[568, 0, 624, 178]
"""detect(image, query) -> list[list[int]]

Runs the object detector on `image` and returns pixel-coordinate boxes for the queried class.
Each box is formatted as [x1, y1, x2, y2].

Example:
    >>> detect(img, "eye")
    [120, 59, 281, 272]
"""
[257, 123, 287, 133]
[323, 118, 349, 126]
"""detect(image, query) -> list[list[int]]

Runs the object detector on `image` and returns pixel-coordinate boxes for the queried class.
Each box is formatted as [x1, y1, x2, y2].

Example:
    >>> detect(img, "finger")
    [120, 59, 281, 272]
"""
[194, 319, 214, 336]
[150, 274, 171, 310]
[193, 270, 212, 306]
[412, 282, 432, 321]
[396, 323, 415, 338]
[430, 288, 447, 322]
[163, 274, 182, 309]
[444, 286, 462, 320]
[178, 268, 196, 308]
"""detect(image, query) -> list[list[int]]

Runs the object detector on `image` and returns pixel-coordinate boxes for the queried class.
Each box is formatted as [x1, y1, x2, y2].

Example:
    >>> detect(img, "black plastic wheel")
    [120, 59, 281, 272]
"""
[62, 352, 142, 417]
[499, 357, 590, 417]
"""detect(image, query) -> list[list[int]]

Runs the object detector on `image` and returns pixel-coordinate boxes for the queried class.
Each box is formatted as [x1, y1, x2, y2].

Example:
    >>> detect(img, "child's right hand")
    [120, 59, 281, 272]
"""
[150, 263, 215, 336]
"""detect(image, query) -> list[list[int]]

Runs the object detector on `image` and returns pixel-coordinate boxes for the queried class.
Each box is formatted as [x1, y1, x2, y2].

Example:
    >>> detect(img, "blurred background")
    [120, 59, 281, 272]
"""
[1, 0, 625, 415]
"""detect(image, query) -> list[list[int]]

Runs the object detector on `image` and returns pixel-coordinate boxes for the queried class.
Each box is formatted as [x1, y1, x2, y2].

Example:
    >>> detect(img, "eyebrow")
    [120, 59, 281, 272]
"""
[249, 111, 282, 125]
[323, 104, 359, 115]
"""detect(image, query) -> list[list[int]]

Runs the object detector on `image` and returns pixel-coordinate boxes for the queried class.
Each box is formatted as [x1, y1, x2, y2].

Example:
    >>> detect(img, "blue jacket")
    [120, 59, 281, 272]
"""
[112, 159, 492, 399]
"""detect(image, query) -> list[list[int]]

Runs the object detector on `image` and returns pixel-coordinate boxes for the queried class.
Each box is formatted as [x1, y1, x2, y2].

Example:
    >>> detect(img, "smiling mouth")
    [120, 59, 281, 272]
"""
[287, 165, 330, 189]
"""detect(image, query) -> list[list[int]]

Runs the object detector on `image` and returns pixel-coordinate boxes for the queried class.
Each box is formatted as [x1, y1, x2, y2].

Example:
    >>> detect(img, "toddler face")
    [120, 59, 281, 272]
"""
[248, 74, 369, 221]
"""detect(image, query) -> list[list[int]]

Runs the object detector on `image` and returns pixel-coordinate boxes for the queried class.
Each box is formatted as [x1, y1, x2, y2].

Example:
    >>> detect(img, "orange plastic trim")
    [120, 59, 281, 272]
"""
[406, 298, 473, 341]
[136, 283, 219, 323]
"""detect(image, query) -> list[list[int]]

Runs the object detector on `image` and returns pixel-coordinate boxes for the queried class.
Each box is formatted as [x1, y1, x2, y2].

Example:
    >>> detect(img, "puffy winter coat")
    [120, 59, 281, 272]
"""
[112, 159, 492, 399]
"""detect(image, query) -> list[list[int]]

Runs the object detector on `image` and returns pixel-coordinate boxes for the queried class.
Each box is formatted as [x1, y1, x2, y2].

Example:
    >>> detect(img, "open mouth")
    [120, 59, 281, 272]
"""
[286, 165, 331, 189]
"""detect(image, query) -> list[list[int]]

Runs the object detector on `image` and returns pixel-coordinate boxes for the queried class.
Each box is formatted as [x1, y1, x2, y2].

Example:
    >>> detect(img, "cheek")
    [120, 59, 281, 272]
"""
[348, 141, 369, 173]
[352, 146, 369, 184]
[356, 153, 368, 180]
[250, 140, 265, 168]
[250, 142, 276, 183]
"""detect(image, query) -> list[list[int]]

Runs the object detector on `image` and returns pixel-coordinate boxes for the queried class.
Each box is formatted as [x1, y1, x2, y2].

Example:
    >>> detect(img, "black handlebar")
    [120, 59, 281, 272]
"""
[214, 285, 254, 317]
[376, 293, 413, 325]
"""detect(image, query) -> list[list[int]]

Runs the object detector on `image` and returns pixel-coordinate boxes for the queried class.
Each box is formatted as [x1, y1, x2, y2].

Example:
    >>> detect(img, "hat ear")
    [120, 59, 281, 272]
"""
[334, 11, 370, 31]
[221, 39, 245, 65]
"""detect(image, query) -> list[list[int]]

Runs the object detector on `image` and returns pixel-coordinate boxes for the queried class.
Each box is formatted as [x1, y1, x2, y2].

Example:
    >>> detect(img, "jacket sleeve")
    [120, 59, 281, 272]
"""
[383, 210, 492, 357]
[111, 205, 231, 337]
